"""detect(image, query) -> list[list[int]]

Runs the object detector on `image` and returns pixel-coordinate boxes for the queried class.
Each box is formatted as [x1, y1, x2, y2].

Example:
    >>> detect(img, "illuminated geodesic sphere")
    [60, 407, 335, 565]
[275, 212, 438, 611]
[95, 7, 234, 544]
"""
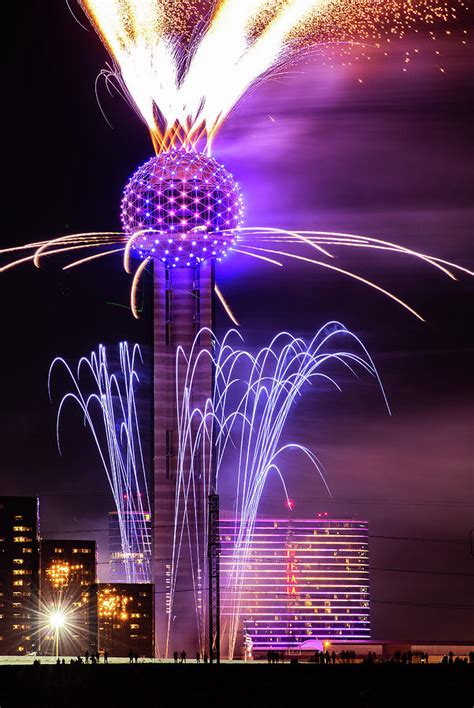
[121, 149, 244, 268]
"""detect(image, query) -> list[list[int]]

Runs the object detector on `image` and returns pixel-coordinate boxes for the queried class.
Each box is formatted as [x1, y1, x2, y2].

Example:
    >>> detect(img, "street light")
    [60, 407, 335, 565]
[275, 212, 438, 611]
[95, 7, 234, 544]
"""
[49, 611, 65, 658]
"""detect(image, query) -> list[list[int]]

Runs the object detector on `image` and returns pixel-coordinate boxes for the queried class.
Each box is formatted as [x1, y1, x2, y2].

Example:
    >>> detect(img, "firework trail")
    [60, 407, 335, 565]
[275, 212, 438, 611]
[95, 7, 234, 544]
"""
[1, 226, 471, 323]
[171, 323, 388, 657]
[49, 342, 151, 583]
[0, 2, 470, 318]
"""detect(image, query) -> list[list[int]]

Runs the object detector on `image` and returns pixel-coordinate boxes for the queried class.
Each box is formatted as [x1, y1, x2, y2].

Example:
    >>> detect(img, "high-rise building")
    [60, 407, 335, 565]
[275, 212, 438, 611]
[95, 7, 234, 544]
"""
[153, 263, 214, 656]
[94, 582, 154, 657]
[0, 496, 40, 655]
[220, 518, 370, 655]
[108, 510, 152, 583]
[39, 539, 97, 655]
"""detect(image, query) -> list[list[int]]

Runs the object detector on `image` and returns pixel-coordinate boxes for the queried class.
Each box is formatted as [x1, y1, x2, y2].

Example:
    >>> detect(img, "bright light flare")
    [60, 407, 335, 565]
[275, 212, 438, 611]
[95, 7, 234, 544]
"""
[49, 611, 66, 630]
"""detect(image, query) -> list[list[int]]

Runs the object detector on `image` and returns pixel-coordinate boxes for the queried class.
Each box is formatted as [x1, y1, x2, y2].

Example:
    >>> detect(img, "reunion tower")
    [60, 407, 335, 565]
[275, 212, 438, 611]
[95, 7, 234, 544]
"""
[121, 148, 244, 657]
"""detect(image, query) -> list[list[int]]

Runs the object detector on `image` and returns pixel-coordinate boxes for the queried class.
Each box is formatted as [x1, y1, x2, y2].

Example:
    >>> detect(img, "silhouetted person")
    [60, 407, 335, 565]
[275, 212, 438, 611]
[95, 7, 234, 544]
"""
[325, 650, 330, 665]
[203, 652, 208, 664]
[180, 650, 187, 663]
[129, 650, 134, 663]
[196, 651, 200, 663]
[173, 651, 179, 663]
[84, 651, 89, 663]
[104, 650, 109, 664]
[134, 651, 139, 663]
[331, 651, 336, 664]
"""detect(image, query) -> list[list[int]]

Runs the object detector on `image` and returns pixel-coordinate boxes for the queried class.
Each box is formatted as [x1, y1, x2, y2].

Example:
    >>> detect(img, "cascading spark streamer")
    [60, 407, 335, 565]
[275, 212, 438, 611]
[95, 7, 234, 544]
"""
[170, 323, 388, 657]
[49, 342, 151, 584]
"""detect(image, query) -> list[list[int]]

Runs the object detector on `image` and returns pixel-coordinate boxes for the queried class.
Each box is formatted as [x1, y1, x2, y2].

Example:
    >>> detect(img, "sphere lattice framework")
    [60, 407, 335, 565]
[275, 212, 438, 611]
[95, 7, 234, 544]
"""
[121, 149, 244, 268]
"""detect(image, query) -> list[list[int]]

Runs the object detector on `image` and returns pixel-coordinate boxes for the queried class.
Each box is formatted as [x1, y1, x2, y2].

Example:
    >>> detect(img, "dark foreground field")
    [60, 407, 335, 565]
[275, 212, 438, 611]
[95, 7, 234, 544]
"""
[0, 663, 473, 708]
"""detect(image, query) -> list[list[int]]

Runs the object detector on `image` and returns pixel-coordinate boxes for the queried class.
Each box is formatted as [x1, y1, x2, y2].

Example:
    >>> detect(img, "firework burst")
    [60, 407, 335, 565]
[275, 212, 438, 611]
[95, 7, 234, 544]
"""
[0, 2, 470, 320]
[79, 0, 469, 152]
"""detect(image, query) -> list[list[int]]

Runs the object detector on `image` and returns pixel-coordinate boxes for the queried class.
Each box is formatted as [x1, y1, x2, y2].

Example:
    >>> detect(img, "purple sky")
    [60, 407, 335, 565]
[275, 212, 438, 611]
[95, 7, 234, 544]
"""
[213, 40, 474, 640]
[2, 6, 473, 642]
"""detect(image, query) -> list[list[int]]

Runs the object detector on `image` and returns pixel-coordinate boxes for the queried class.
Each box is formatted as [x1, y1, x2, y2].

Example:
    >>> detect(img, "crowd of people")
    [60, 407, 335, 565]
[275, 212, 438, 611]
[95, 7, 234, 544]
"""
[172, 650, 210, 663]
[272, 648, 474, 665]
[30, 647, 474, 666]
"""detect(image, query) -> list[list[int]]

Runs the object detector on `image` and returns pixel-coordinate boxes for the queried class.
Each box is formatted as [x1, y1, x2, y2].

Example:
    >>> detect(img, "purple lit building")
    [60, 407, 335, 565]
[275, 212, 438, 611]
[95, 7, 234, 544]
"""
[220, 518, 370, 655]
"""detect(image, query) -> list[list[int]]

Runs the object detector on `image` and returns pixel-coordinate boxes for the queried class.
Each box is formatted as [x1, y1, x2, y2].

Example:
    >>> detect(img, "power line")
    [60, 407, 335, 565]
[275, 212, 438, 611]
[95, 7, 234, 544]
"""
[37, 492, 474, 508]
[370, 534, 469, 546]
[148, 592, 474, 608]
[372, 600, 474, 612]
[371, 567, 474, 578]
[219, 496, 474, 509]
[40, 525, 472, 546]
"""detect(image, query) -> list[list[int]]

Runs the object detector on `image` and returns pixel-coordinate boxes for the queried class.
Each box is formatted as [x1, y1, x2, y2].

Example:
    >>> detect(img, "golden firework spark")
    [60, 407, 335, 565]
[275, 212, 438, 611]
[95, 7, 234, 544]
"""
[79, 0, 468, 152]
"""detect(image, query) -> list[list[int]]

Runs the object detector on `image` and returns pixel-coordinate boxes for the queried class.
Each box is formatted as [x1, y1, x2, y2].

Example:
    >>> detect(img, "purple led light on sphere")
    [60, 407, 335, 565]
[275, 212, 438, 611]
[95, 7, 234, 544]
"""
[121, 149, 244, 268]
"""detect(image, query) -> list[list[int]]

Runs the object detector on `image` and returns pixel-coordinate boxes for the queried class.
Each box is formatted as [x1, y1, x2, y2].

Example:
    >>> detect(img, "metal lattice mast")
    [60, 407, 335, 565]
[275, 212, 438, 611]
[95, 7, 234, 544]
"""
[208, 493, 221, 663]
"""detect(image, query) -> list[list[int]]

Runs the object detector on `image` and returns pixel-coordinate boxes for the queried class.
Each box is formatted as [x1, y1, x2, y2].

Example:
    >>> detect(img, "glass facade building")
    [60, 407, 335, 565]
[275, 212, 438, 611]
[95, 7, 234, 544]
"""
[108, 511, 152, 583]
[220, 518, 370, 653]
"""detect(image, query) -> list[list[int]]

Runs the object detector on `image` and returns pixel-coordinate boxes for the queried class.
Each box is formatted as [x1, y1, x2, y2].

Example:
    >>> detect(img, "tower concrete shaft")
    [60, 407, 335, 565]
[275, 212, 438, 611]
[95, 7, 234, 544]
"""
[153, 262, 214, 657]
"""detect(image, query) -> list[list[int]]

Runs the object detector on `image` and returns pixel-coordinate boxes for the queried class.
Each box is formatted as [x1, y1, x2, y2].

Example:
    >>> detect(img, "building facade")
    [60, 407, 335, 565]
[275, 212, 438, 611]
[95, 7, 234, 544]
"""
[220, 518, 370, 656]
[39, 539, 97, 655]
[108, 510, 152, 583]
[94, 582, 154, 657]
[0, 496, 40, 655]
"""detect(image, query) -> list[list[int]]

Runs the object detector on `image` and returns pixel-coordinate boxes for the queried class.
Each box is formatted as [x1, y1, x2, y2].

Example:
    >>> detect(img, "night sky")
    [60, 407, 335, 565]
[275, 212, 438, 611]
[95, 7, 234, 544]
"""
[3, 3, 473, 641]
